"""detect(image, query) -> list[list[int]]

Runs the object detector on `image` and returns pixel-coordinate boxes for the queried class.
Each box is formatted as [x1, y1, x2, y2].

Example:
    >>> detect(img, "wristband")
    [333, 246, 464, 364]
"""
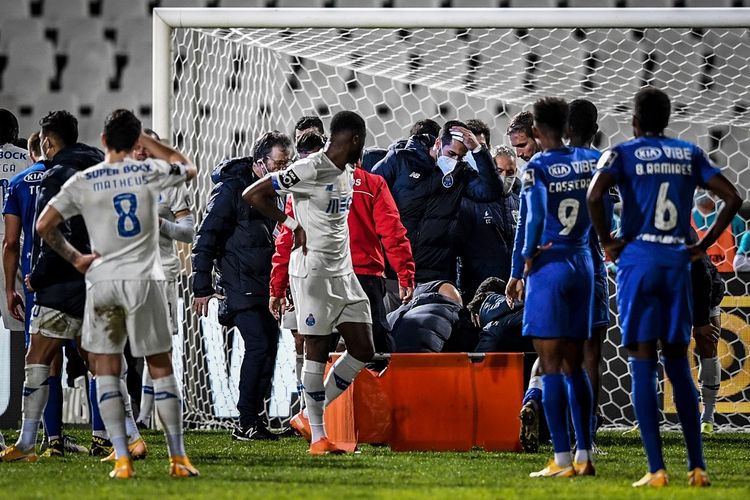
[282, 216, 299, 231]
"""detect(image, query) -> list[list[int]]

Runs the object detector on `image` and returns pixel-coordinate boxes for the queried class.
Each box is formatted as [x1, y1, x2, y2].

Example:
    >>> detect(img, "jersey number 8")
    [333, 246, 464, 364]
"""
[113, 193, 141, 237]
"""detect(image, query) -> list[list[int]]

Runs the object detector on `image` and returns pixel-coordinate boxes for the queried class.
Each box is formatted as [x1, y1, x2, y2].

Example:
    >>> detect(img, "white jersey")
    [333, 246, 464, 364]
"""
[0, 142, 33, 235]
[48, 157, 188, 284]
[270, 151, 354, 278]
[158, 183, 191, 280]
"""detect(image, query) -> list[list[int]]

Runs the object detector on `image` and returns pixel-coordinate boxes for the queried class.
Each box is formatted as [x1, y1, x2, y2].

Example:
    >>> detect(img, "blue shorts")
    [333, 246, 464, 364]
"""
[616, 243, 692, 348]
[591, 266, 610, 330]
[523, 251, 593, 341]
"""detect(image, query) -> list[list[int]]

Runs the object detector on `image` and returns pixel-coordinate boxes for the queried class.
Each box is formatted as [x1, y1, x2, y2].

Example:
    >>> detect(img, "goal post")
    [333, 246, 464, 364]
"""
[153, 7, 750, 431]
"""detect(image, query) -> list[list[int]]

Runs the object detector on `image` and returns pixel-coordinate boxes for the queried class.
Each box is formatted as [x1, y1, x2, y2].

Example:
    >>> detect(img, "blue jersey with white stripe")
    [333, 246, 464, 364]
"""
[599, 136, 720, 246]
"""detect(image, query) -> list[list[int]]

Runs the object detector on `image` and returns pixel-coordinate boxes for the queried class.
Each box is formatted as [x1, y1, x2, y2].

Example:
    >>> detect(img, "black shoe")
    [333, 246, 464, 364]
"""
[519, 399, 540, 453]
[231, 424, 279, 442]
[89, 435, 113, 457]
[41, 437, 64, 457]
[136, 420, 150, 431]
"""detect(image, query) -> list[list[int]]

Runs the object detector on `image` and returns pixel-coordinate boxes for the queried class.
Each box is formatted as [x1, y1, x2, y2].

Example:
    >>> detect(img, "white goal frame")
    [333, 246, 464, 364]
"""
[152, 6, 750, 141]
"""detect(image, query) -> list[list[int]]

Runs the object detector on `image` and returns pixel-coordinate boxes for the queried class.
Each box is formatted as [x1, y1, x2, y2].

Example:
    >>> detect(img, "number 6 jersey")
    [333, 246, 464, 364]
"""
[598, 136, 720, 248]
[48, 157, 188, 283]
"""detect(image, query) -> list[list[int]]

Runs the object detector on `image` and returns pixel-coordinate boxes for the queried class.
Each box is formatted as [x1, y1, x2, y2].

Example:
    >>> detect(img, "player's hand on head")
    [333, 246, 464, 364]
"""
[293, 226, 307, 255]
[73, 252, 100, 274]
[449, 126, 479, 151]
[399, 285, 414, 304]
[7, 290, 25, 322]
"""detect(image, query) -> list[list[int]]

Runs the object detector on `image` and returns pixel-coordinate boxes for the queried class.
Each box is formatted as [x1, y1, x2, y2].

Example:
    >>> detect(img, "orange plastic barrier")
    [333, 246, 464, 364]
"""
[324, 353, 524, 452]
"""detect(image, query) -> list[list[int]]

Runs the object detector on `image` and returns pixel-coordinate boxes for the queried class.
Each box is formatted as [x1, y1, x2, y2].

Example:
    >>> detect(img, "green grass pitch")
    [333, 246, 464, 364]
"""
[1, 429, 748, 499]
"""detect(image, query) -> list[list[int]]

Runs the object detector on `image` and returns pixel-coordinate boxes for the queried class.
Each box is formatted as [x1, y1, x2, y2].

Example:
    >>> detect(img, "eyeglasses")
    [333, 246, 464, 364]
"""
[266, 156, 292, 168]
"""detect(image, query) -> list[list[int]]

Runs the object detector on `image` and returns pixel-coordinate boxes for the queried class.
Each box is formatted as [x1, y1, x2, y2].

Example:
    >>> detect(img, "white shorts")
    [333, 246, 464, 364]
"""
[82, 280, 172, 358]
[166, 279, 178, 336]
[281, 308, 298, 330]
[30, 305, 82, 340]
[290, 272, 371, 336]
[0, 262, 24, 331]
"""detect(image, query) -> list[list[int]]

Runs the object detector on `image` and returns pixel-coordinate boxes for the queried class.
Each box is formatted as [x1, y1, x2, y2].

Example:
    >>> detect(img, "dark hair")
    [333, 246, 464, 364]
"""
[506, 111, 534, 137]
[567, 99, 598, 145]
[409, 118, 441, 142]
[296, 130, 326, 156]
[253, 130, 293, 161]
[440, 120, 468, 146]
[103, 109, 142, 152]
[466, 118, 491, 146]
[329, 111, 366, 137]
[39, 110, 78, 147]
[143, 128, 160, 141]
[533, 97, 568, 139]
[0, 108, 20, 144]
[294, 115, 324, 134]
[635, 87, 671, 134]
[467, 277, 507, 315]
[28, 131, 41, 157]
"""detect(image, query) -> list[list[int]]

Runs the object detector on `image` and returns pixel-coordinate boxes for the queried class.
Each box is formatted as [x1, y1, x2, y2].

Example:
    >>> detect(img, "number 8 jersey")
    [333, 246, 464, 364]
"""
[47, 157, 189, 283]
[598, 136, 720, 247]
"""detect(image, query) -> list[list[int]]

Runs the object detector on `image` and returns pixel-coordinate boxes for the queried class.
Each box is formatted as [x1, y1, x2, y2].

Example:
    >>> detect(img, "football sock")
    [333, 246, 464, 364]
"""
[89, 377, 107, 438]
[629, 357, 665, 473]
[522, 387, 542, 407]
[698, 356, 720, 424]
[324, 352, 365, 407]
[541, 373, 572, 467]
[96, 375, 128, 459]
[43, 374, 63, 441]
[120, 378, 141, 444]
[153, 375, 185, 457]
[663, 356, 706, 471]
[302, 360, 326, 443]
[17, 364, 50, 450]
[138, 368, 154, 425]
[565, 370, 593, 459]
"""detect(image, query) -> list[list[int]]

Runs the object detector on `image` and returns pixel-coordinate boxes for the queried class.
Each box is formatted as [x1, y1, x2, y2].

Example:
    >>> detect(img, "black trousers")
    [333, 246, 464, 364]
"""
[234, 305, 280, 427]
[356, 274, 394, 353]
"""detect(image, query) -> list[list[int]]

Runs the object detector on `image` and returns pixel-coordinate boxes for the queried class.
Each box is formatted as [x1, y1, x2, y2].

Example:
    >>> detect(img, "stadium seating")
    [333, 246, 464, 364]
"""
[33, 92, 81, 122]
[334, 0, 386, 6]
[160, 0, 208, 7]
[0, 18, 45, 51]
[1, 0, 31, 19]
[2, 66, 49, 104]
[568, 0, 618, 6]
[216, 0, 270, 6]
[55, 17, 106, 51]
[42, 0, 90, 19]
[100, 0, 151, 22]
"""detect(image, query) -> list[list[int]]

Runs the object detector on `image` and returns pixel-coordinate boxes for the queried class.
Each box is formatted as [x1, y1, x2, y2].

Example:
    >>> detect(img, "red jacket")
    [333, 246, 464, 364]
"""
[270, 168, 415, 298]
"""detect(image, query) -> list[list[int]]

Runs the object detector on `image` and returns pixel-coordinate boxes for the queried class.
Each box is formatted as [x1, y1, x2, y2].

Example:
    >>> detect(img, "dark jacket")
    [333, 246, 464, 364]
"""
[29, 143, 103, 317]
[388, 280, 470, 353]
[372, 135, 502, 283]
[692, 251, 725, 327]
[474, 292, 528, 353]
[457, 193, 520, 298]
[192, 157, 276, 322]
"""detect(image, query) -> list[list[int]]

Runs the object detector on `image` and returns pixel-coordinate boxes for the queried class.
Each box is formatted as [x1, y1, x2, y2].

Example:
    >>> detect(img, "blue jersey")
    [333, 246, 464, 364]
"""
[599, 136, 720, 248]
[3, 162, 45, 280]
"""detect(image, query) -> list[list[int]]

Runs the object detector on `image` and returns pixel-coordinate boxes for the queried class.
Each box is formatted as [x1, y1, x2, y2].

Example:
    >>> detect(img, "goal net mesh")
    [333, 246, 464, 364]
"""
[169, 25, 750, 431]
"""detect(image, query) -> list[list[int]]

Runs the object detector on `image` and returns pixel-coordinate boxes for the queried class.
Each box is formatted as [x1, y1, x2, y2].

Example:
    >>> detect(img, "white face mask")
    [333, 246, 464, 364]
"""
[436, 155, 458, 176]
[501, 174, 517, 195]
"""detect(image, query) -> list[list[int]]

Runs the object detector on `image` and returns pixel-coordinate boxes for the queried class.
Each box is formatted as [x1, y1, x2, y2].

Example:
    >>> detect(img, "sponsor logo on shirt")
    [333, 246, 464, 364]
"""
[634, 146, 662, 162]
[279, 170, 301, 188]
[24, 171, 44, 183]
[409, 171, 421, 179]
[548, 163, 571, 178]
[597, 150, 618, 169]
[0, 150, 26, 160]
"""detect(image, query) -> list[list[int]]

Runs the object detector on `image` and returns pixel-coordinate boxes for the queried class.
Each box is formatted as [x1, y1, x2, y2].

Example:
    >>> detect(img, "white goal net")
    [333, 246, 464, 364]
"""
[160, 9, 750, 431]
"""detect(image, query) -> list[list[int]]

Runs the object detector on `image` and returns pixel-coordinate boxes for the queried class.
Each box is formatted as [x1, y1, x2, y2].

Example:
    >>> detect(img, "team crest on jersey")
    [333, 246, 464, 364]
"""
[634, 146, 662, 162]
[596, 150, 618, 170]
[279, 170, 301, 189]
[521, 168, 535, 189]
[305, 314, 316, 327]
[442, 173, 454, 188]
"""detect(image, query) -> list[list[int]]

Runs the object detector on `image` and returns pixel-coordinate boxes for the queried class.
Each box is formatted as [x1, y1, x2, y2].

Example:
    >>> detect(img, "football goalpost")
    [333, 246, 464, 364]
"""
[152, 7, 750, 431]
